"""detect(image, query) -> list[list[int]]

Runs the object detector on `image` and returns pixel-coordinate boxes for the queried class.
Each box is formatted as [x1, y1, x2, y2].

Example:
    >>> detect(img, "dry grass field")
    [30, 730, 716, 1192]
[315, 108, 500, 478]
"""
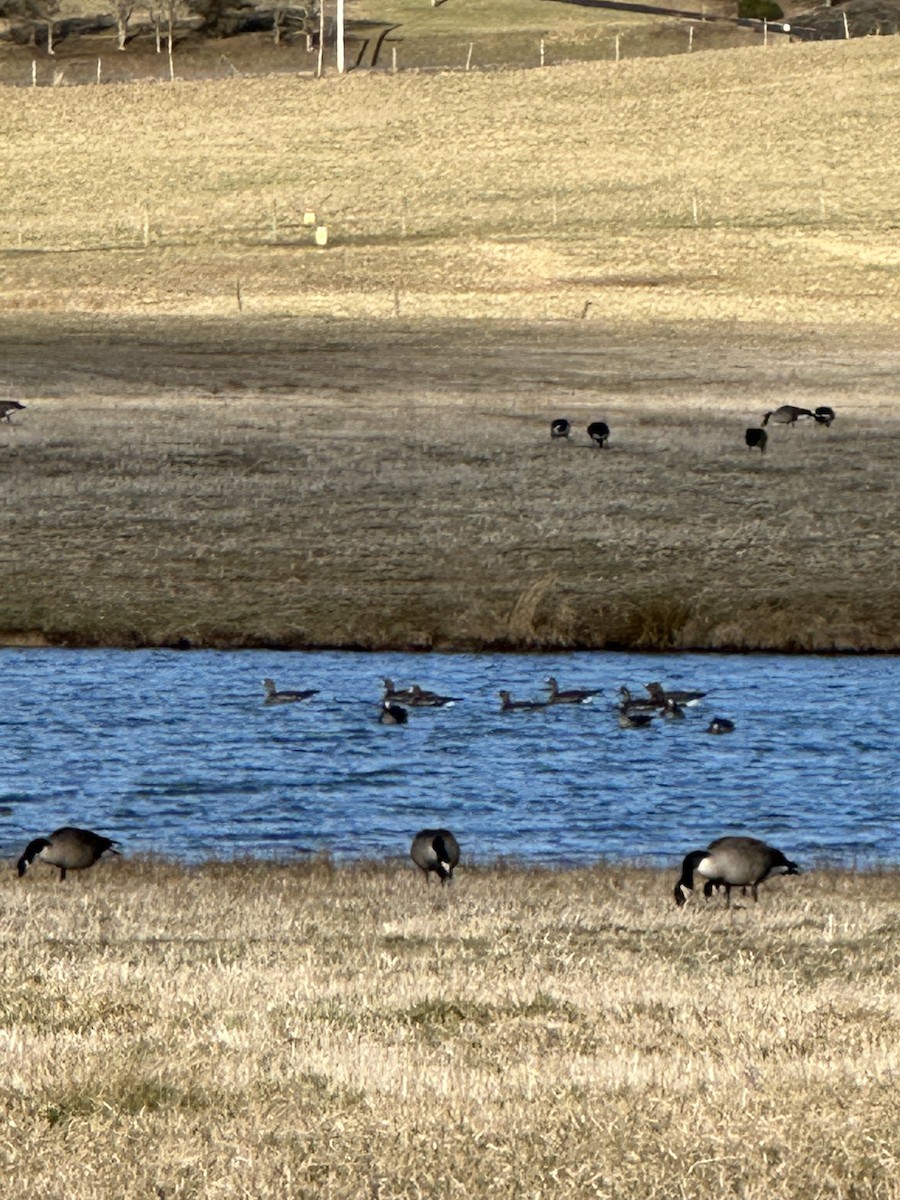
[1, 35, 899, 649]
[2, 859, 899, 1199]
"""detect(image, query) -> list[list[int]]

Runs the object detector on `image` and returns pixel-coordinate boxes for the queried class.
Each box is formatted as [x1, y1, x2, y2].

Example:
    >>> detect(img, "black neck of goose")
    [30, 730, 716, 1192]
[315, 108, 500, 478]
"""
[432, 837, 451, 878]
[17, 838, 50, 875]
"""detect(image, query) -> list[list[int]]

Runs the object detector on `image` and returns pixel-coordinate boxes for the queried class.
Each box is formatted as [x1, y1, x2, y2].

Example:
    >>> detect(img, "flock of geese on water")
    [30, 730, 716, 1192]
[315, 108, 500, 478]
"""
[14, 674, 800, 909]
[550, 404, 837, 454]
[265, 674, 737, 733]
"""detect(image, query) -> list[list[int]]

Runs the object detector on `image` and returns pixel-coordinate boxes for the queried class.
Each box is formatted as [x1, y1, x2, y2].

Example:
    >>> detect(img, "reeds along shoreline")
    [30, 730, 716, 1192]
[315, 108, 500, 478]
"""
[3, 859, 899, 1199]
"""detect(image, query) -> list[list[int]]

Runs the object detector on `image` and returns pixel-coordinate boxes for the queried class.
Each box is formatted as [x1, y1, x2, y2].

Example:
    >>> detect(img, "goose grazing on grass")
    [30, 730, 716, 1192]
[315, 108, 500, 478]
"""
[674, 836, 799, 907]
[587, 421, 610, 448]
[262, 678, 319, 705]
[645, 682, 706, 708]
[745, 427, 767, 453]
[814, 406, 836, 427]
[0, 399, 26, 423]
[550, 418, 571, 440]
[379, 700, 408, 725]
[545, 677, 601, 705]
[498, 690, 547, 713]
[706, 717, 735, 735]
[762, 405, 816, 427]
[410, 828, 460, 884]
[18, 827, 119, 882]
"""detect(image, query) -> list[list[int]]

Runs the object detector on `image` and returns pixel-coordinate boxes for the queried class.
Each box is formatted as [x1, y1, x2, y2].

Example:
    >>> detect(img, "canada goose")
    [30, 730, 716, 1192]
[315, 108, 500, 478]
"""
[0, 399, 26, 422]
[762, 405, 816, 427]
[745, 427, 767, 453]
[673, 836, 799, 907]
[814, 406, 836, 427]
[17, 827, 119, 882]
[662, 697, 686, 720]
[645, 682, 706, 707]
[410, 828, 461, 884]
[262, 678, 319, 705]
[587, 421, 610, 448]
[545, 677, 601, 705]
[618, 708, 655, 729]
[406, 684, 461, 708]
[706, 717, 735, 734]
[498, 690, 547, 712]
[379, 700, 408, 725]
[550, 418, 571, 440]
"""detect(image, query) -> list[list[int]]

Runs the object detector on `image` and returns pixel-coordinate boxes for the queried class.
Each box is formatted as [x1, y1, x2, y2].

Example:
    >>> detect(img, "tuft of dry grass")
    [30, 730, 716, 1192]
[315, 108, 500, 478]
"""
[1, 859, 898, 1198]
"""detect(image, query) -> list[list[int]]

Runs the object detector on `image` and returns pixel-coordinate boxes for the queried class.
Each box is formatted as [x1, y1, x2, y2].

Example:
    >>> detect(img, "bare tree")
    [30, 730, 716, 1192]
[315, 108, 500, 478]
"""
[114, 0, 133, 49]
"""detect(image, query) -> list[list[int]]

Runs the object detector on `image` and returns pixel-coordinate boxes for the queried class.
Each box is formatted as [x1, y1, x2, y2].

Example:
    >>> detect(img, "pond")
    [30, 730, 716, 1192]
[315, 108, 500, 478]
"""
[1, 649, 897, 870]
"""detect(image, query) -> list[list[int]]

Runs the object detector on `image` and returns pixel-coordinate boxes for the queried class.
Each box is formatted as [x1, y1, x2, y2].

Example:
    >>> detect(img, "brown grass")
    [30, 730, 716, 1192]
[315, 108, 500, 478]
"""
[2, 858, 899, 1199]
[0, 38, 898, 649]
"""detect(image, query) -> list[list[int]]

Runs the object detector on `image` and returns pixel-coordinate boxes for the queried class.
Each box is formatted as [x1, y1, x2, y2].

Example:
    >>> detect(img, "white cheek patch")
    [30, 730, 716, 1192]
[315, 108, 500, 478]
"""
[441, 861, 451, 873]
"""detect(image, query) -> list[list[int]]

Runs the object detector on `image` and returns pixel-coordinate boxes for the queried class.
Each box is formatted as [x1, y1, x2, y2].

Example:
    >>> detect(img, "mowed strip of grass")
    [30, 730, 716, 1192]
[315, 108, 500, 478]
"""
[2, 859, 899, 1199]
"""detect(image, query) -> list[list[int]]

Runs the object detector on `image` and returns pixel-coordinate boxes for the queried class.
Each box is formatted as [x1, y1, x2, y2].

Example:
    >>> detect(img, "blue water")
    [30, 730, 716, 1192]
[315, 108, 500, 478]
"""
[1, 649, 897, 869]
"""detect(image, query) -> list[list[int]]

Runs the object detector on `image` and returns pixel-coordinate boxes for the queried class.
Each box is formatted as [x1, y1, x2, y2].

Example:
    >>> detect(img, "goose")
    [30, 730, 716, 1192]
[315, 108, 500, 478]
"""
[673, 836, 799, 907]
[645, 682, 706, 707]
[550, 418, 571, 440]
[262, 678, 319, 705]
[17, 827, 119, 882]
[587, 421, 610, 448]
[662, 697, 686, 720]
[762, 405, 816, 427]
[498, 690, 547, 712]
[0, 399, 26, 423]
[745, 427, 767, 453]
[544, 677, 601, 705]
[814, 406, 836, 427]
[706, 717, 735, 734]
[379, 700, 408, 725]
[410, 828, 460, 884]
[618, 707, 655, 729]
[406, 684, 461, 708]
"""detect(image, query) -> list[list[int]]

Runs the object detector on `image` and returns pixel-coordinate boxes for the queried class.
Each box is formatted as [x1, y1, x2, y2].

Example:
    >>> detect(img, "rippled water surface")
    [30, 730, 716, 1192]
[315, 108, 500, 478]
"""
[1, 649, 898, 868]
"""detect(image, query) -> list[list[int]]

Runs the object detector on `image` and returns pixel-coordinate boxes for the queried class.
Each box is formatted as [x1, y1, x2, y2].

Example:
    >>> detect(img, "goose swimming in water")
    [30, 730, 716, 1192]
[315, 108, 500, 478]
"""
[645, 682, 706, 707]
[674, 836, 799, 907]
[262, 678, 319, 705]
[545, 677, 601, 705]
[410, 828, 460, 884]
[499, 690, 547, 712]
[18, 827, 119, 882]
[379, 700, 408, 725]
[706, 717, 735, 734]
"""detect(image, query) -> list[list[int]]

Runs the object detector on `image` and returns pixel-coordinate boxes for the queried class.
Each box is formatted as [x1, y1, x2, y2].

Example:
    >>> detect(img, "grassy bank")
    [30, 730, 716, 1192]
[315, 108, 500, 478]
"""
[1, 40, 899, 650]
[2, 859, 898, 1198]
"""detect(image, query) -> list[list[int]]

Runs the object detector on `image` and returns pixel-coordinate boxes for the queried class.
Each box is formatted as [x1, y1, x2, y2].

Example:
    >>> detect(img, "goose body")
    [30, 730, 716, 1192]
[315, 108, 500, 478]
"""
[379, 700, 408, 725]
[587, 421, 610, 448]
[706, 717, 735, 734]
[545, 677, 601, 705]
[410, 828, 460, 884]
[762, 405, 816, 427]
[406, 684, 461, 708]
[550, 418, 571, 440]
[262, 678, 319, 705]
[814, 406, 836, 427]
[498, 690, 547, 712]
[645, 682, 706, 708]
[674, 836, 799, 907]
[745, 427, 767, 452]
[618, 686, 660, 713]
[618, 708, 654, 729]
[18, 827, 119, 882]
